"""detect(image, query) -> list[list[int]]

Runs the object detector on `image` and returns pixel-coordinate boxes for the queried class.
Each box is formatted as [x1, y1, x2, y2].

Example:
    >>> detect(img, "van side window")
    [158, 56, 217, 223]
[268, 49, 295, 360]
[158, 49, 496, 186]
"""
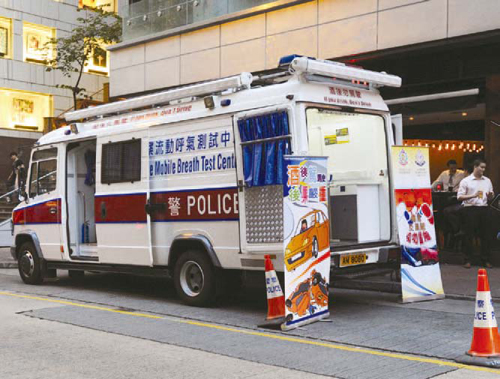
[101, 139, 141, 184]
[29, 148, 58, 198]
[38, 160, 57, 194]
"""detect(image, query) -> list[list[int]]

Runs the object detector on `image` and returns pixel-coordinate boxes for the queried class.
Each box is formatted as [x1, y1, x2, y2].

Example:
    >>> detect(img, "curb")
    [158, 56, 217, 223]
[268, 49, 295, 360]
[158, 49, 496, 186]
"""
[333, 279, 401, 294]
[456, 354, 500, 368]
[332, 279, 500, 302]
[0, 262, 17, 268]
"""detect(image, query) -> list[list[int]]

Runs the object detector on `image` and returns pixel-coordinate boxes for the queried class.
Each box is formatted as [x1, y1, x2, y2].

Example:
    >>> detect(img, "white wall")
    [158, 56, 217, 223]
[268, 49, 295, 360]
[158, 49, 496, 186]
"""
[110, 0, 500, 97]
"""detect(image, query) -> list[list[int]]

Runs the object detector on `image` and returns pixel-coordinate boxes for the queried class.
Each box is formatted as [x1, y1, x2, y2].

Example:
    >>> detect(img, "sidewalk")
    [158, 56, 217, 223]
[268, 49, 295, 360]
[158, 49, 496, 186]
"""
[441, 263, 500, 299]
[0, 247, 16, 268]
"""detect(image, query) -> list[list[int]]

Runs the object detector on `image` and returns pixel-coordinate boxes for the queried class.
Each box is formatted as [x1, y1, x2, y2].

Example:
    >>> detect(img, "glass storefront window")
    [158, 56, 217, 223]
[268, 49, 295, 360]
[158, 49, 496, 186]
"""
[84, 42, 110, 76]
[23, 23, 56, 64]
[0, 17, 12, 59]
[0, 88, 53, 132]
[79, 0, 117, 12]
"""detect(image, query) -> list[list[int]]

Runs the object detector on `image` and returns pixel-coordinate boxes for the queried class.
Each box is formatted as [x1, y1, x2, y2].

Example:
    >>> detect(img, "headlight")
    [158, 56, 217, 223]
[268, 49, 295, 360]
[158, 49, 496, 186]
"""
[285, 249, 291, 255]
[303, 238, 309, 246]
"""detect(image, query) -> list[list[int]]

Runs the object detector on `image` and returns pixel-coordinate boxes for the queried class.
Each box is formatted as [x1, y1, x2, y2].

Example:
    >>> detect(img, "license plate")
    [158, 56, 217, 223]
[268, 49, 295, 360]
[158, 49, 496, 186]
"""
[340, 253, 367, 267]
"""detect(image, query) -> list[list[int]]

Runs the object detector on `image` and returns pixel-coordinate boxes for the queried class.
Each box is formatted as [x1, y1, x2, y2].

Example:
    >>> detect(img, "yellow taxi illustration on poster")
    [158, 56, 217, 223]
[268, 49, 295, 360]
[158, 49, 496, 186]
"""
[285, 209, 330, 271]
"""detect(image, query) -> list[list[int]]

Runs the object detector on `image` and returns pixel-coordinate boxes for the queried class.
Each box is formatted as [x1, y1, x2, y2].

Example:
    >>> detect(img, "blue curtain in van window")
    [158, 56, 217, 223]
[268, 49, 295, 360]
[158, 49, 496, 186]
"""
[237, 111, 290, 187]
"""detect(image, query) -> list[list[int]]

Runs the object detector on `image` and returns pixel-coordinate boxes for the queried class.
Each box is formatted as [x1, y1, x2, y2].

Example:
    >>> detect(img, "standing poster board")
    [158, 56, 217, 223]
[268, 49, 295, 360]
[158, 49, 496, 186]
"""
[391, 147, 445, 302]
[282, 156, 331, 330]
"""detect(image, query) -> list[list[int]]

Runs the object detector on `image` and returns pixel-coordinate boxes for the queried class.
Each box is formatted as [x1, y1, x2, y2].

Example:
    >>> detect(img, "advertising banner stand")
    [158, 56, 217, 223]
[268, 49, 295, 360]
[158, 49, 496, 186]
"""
[282, 156, 331, 331]
[391, 146, 445, 303]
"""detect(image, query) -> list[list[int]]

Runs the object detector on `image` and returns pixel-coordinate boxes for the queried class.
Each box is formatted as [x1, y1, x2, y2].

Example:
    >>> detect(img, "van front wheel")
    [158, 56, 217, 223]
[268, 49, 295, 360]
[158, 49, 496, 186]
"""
[174, 250, 216, 307]
[18, 242, 43, 285]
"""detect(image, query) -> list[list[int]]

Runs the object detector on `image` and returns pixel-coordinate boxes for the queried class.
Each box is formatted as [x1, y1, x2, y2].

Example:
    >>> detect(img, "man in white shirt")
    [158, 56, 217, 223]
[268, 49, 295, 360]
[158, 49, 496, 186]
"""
[432, 159, 465, 192]
[457, 159, 494, 268]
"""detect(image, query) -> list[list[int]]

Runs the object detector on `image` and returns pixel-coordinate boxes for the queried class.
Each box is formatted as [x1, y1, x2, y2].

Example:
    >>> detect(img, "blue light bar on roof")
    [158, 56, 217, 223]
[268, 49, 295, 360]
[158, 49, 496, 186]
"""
[278, 54, 315, 67]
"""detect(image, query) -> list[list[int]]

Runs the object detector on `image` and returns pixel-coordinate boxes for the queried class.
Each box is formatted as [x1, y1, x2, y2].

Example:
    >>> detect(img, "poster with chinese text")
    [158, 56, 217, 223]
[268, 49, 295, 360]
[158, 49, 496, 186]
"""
[391, 147, 445, 303]
[282, 156, 330, 330]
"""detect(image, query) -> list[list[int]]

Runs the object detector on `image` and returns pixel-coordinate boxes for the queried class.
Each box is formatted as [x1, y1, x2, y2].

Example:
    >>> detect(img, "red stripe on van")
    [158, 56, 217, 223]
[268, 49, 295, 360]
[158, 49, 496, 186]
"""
[95, 193, 147, 223]
[13, 199, 62, 225]
[94, 188, 239, 223]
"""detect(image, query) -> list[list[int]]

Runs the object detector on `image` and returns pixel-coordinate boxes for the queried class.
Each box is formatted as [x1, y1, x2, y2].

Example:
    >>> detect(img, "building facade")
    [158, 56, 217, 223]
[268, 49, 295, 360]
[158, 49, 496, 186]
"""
[109, 0, 500, 189]
[0, 0, 115, 182]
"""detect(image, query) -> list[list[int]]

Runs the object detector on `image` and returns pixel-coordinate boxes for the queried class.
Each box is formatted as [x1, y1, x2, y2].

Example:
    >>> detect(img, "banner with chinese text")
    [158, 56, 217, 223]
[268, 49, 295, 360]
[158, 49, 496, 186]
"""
[391, 147, 445, 303]
[282, 156, 330, 330]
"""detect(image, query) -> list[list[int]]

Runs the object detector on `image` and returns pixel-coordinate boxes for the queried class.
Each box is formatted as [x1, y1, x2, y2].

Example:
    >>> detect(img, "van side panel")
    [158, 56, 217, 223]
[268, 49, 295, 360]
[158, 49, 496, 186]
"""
[148, 116, 240, 268]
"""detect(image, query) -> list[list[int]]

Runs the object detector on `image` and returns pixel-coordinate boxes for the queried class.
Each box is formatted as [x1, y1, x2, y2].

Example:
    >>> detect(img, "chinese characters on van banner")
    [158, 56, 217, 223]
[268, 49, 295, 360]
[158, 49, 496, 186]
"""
[148, 129, 235, 179]
[282, 156, 330, 330]
[391, 147, 445, 303]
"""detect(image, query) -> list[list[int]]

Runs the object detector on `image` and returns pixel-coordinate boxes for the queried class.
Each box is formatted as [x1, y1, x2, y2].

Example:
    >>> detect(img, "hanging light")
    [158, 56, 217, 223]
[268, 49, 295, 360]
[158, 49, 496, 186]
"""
[438, 144, 442, 151]
[418, 141, 421, 146]
[466, 143, 470, 149]
[473, 144, 477, 151]
[445, 143, 449, 150]
[459, 142, 463, 149]
[452, 144, 455, 150]
[425, 143, 429, 147]
[432, 143, 436, 148]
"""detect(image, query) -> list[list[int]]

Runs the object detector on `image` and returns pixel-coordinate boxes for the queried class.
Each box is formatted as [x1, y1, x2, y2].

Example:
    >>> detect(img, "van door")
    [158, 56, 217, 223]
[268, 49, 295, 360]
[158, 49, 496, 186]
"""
[24, 147, 63, 260]
[95, 133, 152, 266]
[233, 107, 293, 254]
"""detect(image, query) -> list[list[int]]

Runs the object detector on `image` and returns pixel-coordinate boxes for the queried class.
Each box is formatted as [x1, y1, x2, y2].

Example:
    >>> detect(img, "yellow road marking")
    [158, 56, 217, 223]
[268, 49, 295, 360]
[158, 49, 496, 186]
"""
[1, 290, 498, 374]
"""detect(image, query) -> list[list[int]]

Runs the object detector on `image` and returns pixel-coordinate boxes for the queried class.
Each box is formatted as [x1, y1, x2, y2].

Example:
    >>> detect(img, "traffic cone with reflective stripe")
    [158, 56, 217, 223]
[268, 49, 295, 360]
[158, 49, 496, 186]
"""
[264, 255, 285, 320]
[468, 269, 500, 357]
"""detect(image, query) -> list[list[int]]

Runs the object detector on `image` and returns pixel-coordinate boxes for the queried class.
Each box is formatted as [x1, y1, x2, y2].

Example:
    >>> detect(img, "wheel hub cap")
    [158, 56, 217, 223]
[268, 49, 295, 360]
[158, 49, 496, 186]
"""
[20, 251, 35, 277]
[180, 261, 204, 297]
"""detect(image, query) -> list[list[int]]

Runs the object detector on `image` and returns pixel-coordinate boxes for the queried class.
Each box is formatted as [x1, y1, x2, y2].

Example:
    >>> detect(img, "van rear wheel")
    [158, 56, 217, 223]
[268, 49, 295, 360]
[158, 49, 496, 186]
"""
[18, 242, 43, 285]
[174, 250, 216, 307]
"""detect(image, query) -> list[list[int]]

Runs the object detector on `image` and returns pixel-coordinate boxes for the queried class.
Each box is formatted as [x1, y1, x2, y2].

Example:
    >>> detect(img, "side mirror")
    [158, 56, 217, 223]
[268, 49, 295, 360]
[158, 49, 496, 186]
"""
[19, 186, 28, 203]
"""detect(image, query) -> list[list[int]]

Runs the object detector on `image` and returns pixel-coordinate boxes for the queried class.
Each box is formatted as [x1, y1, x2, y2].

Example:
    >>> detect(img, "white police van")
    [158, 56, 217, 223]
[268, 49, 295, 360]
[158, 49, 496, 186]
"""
[11, 56, 402, 306]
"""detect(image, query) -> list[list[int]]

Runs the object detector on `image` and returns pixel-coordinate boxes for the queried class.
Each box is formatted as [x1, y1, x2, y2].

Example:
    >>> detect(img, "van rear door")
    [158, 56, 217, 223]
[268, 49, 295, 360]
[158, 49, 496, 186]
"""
[233, 107, 293, 255]
[305, 108, 393, 252]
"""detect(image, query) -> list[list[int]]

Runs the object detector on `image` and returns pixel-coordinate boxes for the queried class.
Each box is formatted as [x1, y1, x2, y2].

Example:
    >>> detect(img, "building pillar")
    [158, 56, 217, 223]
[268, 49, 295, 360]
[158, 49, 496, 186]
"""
[485, 75, 500, 192]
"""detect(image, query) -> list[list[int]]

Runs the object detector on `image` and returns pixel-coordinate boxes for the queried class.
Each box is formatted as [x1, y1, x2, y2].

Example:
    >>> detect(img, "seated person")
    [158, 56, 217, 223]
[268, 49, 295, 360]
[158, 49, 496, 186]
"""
[432, 159, 465, 192]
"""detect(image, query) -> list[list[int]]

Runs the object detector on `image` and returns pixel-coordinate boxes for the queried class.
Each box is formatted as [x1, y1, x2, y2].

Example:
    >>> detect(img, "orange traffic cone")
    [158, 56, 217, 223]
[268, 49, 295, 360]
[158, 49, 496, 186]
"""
[468, 269, 500, 357]
[264, 255, 285, 320]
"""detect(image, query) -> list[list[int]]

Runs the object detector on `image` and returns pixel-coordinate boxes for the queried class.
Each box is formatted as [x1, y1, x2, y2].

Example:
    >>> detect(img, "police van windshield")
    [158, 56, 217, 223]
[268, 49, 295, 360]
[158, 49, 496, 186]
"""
[306, 108, 391, 246]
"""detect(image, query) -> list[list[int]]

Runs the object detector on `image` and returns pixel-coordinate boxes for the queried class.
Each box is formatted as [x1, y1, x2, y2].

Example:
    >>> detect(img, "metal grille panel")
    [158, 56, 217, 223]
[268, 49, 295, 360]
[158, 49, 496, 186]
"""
[245, 185, 283, 244]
